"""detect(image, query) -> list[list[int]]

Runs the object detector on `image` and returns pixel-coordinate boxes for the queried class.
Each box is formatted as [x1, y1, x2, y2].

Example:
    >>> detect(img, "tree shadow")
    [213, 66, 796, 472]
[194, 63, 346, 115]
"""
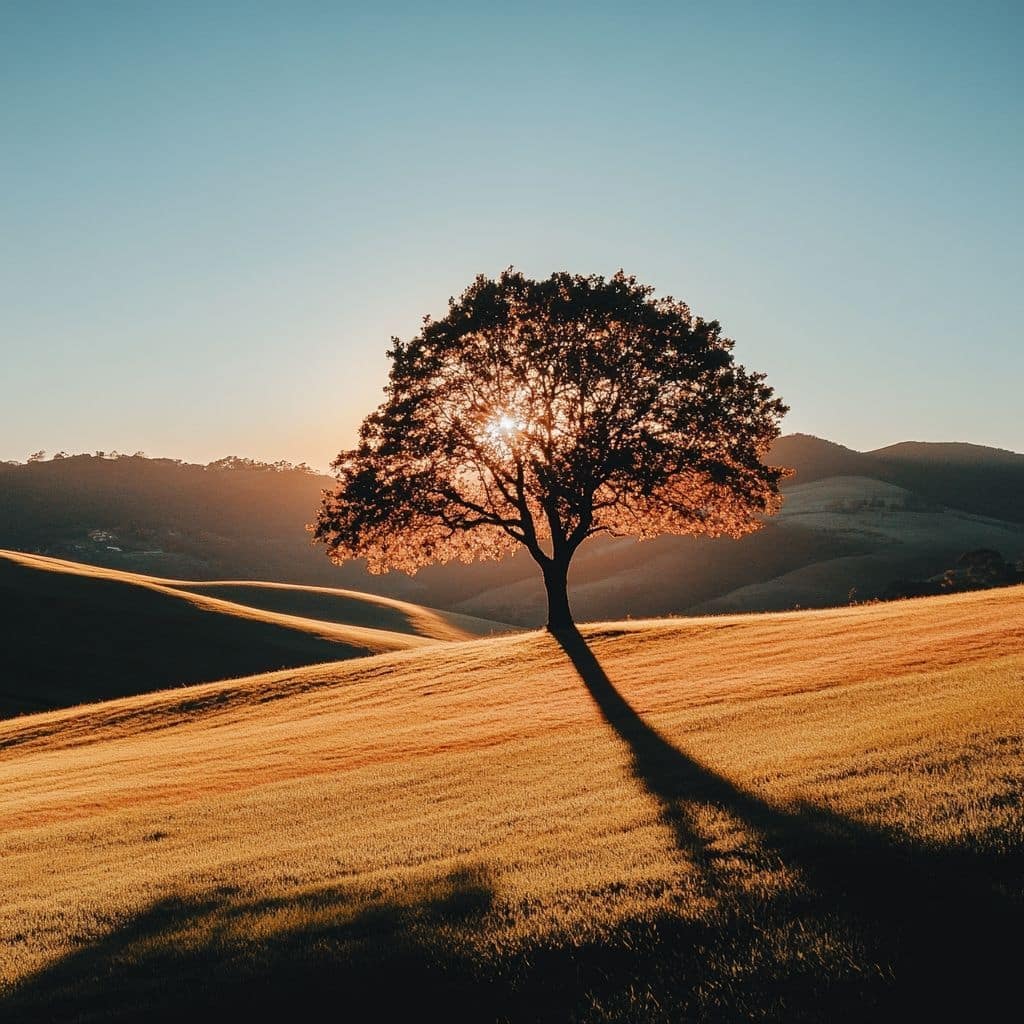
[551, 626, 1023, 1021]
[3, 870, 506, 1023]
[0, 868, 731, 1023]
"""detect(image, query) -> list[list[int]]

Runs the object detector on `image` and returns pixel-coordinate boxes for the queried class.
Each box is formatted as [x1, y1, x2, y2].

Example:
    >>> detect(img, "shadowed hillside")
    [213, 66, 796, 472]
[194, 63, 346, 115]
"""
[689, 474, 1024, 614]
[773, 435, 1024, 521]
[1, 587, 1021, 1020]
[0, 454, 342, 584]
[868, 440, 1024, 522]
[0, 551, 508, 716]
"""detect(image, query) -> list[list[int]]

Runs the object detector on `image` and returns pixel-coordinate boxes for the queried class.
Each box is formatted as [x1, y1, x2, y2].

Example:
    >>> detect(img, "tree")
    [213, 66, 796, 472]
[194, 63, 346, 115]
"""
[313, 270, 789, 630]
[944, 548, 1015, 591]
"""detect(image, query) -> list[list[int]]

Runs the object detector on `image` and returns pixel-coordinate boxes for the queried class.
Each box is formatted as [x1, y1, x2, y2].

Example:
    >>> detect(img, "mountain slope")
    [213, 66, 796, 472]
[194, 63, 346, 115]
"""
[768, 432, 875, 483]
[0, 454, 340, 583]
[867, 439, 1024, 523]
[1, 587, 1022, 1020]
[369, 436, 1024, 621]
[0, 551, 508, 716]
[692, 474, 1024, 613]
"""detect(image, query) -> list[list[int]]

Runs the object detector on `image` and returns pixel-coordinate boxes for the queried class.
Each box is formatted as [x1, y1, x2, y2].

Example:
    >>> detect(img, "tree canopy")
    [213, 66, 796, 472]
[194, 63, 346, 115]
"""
[314, 269, 789, 628]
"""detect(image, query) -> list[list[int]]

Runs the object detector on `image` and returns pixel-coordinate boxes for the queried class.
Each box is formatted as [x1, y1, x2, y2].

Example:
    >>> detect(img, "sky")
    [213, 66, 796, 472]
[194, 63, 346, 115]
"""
[2, 1, 1021, 468]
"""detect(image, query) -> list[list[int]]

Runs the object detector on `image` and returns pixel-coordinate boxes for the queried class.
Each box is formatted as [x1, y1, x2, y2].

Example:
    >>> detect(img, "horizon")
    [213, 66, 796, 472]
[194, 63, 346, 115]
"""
[3, 3, 1022, 464]
[5, 429, 1024, 475]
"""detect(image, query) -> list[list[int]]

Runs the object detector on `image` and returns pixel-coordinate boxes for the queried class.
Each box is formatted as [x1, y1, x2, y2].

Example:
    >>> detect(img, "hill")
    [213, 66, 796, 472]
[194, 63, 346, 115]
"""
[0, 454, 342, 584]
[867, 439, 1024, 523]
[1, 587, 1022, 1020]
[768, 432, 874, 483]
[773, 434, 1024, 520]
[689, 474, 1024, 613]
[0, 551, 508, 716]
[3, 438, 1023, 625]
[436, 437, 1024, 622]
[169, 579, 508, 642]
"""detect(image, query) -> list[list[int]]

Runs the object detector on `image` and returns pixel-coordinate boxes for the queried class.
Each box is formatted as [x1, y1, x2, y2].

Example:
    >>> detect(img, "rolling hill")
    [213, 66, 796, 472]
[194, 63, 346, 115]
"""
[0, 551, 509, 716]
[1, 586, 1022, 1020]
[689, 473, 1024, 613]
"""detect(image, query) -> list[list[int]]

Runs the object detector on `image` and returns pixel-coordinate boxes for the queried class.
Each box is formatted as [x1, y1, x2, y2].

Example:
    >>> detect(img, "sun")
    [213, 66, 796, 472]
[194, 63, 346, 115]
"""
[480, 411, 527, 458]
[485, 413, 525, 441]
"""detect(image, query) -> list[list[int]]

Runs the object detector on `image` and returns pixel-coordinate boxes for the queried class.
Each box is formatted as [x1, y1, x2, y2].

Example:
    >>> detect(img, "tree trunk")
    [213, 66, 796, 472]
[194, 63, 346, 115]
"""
[543, 559, 575, 632]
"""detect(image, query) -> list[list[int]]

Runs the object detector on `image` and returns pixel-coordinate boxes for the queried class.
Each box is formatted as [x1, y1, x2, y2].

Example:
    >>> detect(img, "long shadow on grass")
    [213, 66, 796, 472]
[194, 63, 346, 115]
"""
[3, 870, 506, 1023]
[1, 866, 726, 1024]
[552, 626, 1023, 1022]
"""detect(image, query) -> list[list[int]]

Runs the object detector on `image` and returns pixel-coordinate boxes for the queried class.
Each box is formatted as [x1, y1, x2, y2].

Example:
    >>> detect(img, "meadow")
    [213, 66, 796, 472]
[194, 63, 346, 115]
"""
[1, 584, 1021, 1021]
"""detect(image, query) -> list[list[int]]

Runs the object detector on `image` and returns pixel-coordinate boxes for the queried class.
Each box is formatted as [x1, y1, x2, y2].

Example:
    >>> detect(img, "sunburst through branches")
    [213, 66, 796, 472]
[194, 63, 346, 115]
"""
[313, 269, 789, 628]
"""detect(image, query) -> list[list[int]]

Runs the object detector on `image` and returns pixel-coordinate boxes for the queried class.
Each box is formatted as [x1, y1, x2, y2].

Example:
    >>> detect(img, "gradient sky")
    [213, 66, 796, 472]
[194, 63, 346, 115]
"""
[2, 1, 1021, 468]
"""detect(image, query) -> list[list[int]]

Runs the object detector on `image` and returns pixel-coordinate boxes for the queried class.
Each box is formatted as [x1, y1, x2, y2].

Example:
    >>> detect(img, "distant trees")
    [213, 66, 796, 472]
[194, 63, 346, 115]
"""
[883, 548, 1023, 601]
[943, 549, 1020, 590]
[206, 456, 314, 473]
[12, 450, 313, 472]
[314, 269, 789, 630]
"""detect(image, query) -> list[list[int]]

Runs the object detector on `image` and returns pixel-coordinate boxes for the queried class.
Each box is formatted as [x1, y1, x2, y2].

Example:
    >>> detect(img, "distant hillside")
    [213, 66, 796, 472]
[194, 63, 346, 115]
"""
[2, 437, 1022, 626]
[0, 551, 509, 716]
[0, 454, 342, 585]
[771, 434, 1024, 522]
[691, 474, 1024, 615]
[866, 440, 1024, 523]
[871, 440, 1024, 464]
[768, 433, 874, 484]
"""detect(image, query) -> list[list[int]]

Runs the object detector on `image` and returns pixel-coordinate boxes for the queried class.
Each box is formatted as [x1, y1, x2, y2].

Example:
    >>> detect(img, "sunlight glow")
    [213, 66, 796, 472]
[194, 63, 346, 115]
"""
[480, 411, 527, 459]
[485, 413, 526, 441]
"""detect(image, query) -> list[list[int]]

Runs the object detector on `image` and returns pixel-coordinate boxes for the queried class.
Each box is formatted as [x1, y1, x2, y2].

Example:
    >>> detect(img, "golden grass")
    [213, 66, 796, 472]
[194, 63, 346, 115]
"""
[1, 550, 507, 642]
[1, 586, 1022, 1020]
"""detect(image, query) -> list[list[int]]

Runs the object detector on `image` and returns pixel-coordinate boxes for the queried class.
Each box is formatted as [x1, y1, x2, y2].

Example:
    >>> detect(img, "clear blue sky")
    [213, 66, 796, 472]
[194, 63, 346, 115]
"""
[2, 1, 1021, 467]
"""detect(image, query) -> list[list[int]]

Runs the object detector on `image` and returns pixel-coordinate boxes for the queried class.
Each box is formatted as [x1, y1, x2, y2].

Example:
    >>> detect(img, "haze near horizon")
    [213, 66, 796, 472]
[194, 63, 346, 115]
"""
[2, 2, 1021, 466]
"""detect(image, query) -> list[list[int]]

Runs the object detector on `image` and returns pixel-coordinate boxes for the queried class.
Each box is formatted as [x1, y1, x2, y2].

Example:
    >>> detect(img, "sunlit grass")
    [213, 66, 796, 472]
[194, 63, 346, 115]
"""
[1, 586, 1022, 1020]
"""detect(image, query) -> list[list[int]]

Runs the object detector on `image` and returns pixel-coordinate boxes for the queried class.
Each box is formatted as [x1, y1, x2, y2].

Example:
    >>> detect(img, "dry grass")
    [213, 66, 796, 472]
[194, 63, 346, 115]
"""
[1, 586, 1022, 1020]
[1, 550, 507, 641]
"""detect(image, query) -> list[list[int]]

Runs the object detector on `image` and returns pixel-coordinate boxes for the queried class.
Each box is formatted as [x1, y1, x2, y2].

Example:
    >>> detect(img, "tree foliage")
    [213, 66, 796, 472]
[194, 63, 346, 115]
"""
[314, 270, 789, 626]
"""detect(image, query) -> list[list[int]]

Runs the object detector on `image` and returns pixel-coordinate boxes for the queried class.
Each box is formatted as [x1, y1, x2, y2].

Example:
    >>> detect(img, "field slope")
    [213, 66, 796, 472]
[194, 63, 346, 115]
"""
[0, 550, 508, 715]
[1, 586, 1022, 1021]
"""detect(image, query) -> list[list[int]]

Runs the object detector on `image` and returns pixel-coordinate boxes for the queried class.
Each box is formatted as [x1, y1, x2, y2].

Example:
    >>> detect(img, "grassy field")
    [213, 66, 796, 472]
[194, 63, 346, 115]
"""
[0, 551, 508, 715]
[1, 584, 1022, 1020]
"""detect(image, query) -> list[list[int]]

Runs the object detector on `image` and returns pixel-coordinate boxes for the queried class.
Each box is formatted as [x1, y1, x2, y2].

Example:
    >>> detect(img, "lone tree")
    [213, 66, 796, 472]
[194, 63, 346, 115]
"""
[314, 270, 789, 630]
